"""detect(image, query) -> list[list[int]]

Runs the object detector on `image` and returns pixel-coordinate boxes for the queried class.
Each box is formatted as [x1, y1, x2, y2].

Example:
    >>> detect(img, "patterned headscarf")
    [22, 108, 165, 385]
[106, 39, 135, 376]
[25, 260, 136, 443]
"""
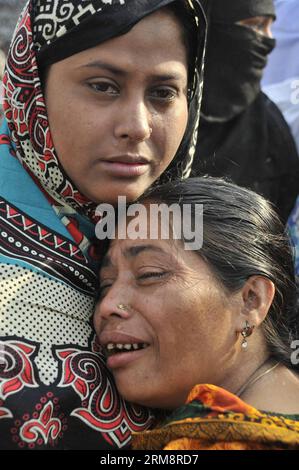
[0, 3, 206, 449]
[3, 0, 206, 224]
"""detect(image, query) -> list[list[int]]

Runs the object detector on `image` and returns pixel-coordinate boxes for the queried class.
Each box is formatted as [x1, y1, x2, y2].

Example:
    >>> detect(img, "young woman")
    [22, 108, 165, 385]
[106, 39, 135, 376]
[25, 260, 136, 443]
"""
[0, 0, 206, 450]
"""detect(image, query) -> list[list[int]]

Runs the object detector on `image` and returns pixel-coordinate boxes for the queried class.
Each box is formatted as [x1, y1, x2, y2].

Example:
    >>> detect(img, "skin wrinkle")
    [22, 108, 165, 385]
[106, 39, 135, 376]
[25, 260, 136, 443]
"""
[93, 182, 299, 414]
[79, 60, 187, 84]
[95, 230, 243, 409]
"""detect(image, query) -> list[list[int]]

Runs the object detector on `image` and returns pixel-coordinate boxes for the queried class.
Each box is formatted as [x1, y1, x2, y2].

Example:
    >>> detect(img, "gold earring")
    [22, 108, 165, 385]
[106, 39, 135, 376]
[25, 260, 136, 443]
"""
[241, 321, 255, 349]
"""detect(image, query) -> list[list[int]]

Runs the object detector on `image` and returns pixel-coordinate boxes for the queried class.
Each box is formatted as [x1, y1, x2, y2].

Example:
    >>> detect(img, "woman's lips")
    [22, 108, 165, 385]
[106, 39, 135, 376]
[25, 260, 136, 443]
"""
[99, 160, 150, 178]
[99, 331, 151, 370]
[106, 346, 150, 369]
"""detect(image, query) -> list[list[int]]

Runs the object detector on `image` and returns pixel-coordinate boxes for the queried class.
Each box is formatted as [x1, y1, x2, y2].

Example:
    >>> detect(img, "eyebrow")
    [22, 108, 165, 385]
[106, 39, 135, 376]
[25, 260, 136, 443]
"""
[80, 60, 185, 82]
[101, 244, 167, 269]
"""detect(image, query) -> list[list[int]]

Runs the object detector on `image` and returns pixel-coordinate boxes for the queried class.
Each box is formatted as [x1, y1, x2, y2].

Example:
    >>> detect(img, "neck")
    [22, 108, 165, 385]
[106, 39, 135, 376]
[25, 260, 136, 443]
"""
[235, 357, 280, 398]
[219, 333, 270, 396]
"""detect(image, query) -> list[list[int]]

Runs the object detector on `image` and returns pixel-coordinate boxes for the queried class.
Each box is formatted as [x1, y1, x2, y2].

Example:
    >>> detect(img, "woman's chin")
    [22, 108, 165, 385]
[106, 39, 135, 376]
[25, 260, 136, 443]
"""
[114, 379, 180, 410]
[84, 175, 158, 205]
[114, 377, 156, 408]
[87, 186, 148, 206]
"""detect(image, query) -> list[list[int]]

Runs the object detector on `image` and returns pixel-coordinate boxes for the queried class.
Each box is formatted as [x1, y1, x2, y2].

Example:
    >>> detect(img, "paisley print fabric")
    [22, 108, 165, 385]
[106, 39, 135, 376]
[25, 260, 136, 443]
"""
[133, 384, 299, 450]
[0, 0, 206, 449]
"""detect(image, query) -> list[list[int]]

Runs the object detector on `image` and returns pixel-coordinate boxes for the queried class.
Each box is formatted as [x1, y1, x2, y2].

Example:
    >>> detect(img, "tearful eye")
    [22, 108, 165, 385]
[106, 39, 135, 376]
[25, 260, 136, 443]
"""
[89, 81, 119, 96]
[149, 87, 178, 102]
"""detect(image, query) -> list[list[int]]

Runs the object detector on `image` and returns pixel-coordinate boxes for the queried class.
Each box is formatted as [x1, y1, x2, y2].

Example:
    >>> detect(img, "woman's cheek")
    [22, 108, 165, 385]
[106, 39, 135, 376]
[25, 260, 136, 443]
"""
[171, 103, 189, 142]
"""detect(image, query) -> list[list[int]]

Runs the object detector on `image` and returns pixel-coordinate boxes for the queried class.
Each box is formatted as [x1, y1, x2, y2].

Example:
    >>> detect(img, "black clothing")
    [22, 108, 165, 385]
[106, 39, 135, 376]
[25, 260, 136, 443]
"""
[193, 92, 299, 223]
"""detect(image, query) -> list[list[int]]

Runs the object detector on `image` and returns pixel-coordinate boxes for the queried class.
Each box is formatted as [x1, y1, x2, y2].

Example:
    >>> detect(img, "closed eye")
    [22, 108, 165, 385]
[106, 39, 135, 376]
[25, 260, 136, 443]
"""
[96, 282, 113, 301]
[138, 271, 168, 280]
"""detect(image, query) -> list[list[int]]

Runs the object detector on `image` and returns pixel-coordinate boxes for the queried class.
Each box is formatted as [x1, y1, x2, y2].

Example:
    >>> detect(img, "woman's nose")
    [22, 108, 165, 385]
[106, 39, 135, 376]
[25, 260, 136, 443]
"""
[97, 289, 132, 322]
[114, 97, 153, 143]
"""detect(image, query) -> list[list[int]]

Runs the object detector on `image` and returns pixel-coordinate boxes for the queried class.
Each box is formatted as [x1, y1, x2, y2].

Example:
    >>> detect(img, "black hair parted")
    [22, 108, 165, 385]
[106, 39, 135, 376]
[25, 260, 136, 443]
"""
[141, 176, 299, 371]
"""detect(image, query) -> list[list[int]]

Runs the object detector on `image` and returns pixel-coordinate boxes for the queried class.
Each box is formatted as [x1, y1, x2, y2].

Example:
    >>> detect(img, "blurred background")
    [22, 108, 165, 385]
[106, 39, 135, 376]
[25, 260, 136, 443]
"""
[0, 0, 26, 120]
[0, 0, 25, 52]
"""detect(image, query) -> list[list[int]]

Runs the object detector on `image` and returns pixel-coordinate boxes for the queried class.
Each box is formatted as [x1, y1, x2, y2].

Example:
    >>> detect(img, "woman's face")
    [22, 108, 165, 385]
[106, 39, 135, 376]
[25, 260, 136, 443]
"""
[94, 225, 240, 410]
[45, 10, 189, 204]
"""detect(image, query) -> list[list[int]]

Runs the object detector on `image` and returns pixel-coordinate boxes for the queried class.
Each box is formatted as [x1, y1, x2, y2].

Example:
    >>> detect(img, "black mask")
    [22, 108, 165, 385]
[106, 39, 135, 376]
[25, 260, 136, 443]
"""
[201, 23, 276, 122]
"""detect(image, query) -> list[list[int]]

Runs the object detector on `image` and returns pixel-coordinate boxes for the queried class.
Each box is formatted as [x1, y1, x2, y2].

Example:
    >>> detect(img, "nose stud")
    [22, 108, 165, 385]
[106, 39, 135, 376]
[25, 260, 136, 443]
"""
[117, 304, 129, 311]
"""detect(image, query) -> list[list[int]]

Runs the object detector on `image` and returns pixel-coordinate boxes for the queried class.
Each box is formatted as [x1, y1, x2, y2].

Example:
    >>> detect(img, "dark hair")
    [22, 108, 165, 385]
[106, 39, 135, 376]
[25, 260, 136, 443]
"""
[141, 176, 299, 371]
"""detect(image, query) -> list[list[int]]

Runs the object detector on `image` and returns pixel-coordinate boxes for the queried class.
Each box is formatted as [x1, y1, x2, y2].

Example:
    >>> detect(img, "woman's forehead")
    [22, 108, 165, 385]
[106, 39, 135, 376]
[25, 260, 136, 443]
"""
[101, 238, 180, 268]
[34, 0, 188, 68]
[60, 10, 188, 74]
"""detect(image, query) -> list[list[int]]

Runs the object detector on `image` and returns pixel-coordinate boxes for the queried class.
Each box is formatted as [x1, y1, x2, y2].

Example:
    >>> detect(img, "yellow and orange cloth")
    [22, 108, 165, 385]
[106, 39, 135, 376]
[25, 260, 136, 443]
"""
[133, 384, 299, 450]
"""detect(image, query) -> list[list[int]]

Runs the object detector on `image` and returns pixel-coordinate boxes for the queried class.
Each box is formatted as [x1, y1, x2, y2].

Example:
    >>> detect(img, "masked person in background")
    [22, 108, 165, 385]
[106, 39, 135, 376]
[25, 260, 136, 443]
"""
[192, 0, 299, 225]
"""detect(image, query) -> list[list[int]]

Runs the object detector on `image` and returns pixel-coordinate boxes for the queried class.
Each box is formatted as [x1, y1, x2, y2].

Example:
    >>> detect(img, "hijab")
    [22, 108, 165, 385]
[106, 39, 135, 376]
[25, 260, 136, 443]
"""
[1, 0, 207, 285]
[3, 0, 206, 223]
[0, 0, 207, 450]
[210, 0, 275, 24]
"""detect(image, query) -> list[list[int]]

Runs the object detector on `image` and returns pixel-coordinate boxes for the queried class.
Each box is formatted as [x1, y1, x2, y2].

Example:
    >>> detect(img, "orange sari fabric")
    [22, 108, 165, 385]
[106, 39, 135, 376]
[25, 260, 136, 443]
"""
[132, 384, 299, 450]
